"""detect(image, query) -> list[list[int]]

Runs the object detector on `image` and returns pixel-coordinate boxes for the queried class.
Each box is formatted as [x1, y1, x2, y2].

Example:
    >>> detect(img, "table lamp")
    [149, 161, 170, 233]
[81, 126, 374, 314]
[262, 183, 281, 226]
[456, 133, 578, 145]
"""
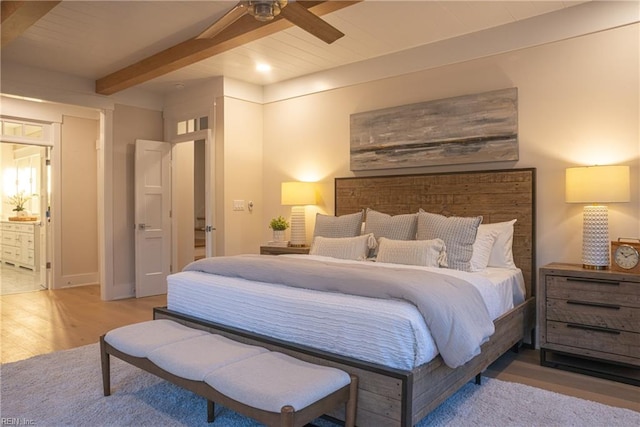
[565, 165, 630, 269]
[281, 181, 317, 247]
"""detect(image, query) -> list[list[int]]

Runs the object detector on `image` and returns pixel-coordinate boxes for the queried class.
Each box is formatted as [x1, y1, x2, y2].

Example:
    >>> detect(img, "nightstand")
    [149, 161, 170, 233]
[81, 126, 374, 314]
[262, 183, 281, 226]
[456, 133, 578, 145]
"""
[260, 245, 310, 256]
[538, 263, 639, 385]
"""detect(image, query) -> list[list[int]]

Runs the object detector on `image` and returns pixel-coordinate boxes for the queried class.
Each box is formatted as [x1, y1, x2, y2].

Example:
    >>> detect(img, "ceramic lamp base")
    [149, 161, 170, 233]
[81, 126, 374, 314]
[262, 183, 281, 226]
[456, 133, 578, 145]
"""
[582, 205, 609, 269]
[289, 206, 306, 247]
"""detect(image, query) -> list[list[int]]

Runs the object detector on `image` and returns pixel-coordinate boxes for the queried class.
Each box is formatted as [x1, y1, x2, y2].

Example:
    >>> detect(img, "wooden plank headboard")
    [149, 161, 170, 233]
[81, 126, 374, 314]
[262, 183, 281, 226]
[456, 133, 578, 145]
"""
[335, 168, 536, 297]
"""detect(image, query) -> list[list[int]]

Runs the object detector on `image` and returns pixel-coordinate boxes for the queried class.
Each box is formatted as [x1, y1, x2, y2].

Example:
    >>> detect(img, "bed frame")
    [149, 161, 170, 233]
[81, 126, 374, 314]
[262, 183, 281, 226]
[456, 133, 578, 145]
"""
[155, 168, 537, 426]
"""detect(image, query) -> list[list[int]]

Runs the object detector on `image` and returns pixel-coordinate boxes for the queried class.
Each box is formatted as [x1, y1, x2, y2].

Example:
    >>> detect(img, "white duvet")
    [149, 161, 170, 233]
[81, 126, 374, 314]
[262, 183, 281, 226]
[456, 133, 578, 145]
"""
[167, 255, 525, 370]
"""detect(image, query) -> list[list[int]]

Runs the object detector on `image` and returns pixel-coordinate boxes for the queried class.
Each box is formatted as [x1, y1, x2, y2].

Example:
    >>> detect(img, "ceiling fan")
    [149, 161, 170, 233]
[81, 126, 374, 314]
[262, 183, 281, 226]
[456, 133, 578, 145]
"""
[197, 0, 345, 44]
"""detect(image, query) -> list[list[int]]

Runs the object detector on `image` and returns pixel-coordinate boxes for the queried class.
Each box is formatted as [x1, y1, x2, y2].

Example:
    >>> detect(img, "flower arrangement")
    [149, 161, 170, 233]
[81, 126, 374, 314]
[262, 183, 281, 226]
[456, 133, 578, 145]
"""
[8, 191, 35, 212]
[269, 215, 289, 231]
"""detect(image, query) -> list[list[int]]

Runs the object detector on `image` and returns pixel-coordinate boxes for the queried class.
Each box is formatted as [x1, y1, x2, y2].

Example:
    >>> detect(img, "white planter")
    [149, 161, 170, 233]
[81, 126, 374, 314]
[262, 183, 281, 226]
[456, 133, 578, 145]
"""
[272, 230, 285, 242]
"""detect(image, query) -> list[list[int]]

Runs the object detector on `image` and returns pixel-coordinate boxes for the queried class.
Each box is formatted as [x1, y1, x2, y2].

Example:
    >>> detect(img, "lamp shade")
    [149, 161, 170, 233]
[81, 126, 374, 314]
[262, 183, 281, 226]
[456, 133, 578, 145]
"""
[281, 182, 317, 206]
[566, 165, 630, 203]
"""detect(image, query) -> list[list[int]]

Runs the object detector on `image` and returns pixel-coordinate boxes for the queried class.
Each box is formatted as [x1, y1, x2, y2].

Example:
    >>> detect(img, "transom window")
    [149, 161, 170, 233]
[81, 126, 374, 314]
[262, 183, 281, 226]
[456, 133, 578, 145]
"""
[1, 120, 45, 140]
[177, 116, 208, 136]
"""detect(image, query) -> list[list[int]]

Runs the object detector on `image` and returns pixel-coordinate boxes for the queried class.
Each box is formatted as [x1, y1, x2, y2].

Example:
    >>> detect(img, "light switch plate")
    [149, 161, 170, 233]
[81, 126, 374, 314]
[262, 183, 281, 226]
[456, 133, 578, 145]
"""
[233, 200, 245, 211]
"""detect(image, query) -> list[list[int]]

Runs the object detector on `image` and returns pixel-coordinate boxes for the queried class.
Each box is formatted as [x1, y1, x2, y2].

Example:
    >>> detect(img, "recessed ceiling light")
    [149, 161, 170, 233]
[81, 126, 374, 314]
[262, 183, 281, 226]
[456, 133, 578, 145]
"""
[256, 63, 271, 73]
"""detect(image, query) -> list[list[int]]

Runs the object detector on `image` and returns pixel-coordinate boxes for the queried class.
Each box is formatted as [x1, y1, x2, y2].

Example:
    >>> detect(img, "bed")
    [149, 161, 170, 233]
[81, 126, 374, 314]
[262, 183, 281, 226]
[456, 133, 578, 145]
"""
[154, 168, 537, 426]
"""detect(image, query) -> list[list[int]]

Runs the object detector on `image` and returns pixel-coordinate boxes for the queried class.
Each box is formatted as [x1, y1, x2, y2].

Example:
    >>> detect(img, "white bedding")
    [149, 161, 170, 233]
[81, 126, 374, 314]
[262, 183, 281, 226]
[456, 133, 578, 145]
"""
[167, 255, 525, 370]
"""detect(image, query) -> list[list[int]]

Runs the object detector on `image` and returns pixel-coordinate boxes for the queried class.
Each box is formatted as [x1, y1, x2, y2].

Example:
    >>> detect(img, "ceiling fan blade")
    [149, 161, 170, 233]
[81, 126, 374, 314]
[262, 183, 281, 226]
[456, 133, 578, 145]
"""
[197, 2, 248, 39]
[280, 1, 344, 44]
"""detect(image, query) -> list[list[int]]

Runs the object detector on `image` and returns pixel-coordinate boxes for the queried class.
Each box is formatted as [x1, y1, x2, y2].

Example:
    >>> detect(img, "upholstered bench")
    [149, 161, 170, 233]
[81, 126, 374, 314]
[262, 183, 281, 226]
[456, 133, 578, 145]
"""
[100, 320, 358, 427]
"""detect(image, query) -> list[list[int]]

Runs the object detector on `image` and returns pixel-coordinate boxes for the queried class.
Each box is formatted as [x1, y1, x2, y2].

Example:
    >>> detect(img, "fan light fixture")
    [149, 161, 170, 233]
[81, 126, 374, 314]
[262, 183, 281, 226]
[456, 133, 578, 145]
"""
[247, 0, 288, 22]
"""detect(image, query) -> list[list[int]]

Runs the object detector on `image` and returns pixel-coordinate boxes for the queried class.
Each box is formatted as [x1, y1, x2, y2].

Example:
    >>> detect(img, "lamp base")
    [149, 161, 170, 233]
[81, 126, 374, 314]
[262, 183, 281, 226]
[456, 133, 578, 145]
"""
[582, 264, 609, 270]
[581, 205, 610, 269]
[289, 206, 307, 247]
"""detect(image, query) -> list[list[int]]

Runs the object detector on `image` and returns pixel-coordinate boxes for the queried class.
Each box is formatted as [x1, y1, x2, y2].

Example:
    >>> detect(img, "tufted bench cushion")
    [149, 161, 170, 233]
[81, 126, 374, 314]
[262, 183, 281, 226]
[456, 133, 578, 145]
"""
[104, 319, 207, 357]
[148, 334, 268, 381]
[100, 319, 357, 427]
[204, 351, 352, 413]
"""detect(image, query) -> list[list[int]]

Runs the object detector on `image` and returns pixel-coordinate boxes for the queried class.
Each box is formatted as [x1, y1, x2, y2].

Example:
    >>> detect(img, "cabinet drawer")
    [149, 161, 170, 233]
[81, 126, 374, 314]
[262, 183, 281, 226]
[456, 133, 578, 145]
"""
[14, 224, 34, 233]
[2, 223, 16, 231]
[546, 299, 640, 333]
[2, 247, 18, 260]
[25, 250, 35, 266]
[546, 320, 639, 364]
[21, 233, 35, 249]
[2, 232, 17, 244]
[546, 276, 639, 308]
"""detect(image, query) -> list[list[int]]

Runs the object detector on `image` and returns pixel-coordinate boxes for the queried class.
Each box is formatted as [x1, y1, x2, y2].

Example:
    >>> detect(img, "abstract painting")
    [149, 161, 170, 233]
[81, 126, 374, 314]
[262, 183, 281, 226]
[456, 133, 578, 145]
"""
[350, 88, 518, 171]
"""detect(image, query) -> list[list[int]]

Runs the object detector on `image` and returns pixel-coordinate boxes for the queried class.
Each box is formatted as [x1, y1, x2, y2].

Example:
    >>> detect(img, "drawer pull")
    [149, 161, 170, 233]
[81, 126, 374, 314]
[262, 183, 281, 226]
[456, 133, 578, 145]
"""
[566, 277, 619, 286]
[566, 323, 620, 335]
[566, 300, 621, 310]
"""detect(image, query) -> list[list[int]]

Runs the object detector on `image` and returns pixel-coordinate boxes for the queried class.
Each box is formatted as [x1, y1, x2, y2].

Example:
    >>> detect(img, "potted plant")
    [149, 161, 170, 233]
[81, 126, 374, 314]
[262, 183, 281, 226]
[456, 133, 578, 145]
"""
[8, 191, 34, 218]
[269, 215, 289, 242]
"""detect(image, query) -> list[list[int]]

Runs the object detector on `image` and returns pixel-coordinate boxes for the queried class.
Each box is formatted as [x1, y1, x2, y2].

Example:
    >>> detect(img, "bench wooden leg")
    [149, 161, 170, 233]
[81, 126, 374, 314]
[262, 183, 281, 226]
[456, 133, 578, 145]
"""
[207, 400, 215, 423]
[345, 374, 358, 427]
[280, 405, 294, 427]
[100, 335, 111, 396]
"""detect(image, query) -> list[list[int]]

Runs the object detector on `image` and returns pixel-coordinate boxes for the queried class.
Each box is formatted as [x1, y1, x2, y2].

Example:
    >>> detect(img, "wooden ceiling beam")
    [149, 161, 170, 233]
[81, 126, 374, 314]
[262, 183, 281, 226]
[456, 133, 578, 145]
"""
[1, 1, 61, 48]
[95, 1, 360, 95]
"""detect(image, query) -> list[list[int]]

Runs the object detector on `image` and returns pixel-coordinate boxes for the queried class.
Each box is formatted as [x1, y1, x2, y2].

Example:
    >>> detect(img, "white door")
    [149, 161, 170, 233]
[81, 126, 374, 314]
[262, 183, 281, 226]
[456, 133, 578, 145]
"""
[204, 132, 216, 258]
[169, 129, 216, 268]
[134, 139, 171, 297]
[39, 149, 50, 288]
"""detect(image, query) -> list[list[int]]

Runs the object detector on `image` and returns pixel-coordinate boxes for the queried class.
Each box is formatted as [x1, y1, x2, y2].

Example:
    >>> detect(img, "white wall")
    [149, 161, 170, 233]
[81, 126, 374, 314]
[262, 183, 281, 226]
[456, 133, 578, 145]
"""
[59, 115, 99, 287]
[262, 23, 640, 270]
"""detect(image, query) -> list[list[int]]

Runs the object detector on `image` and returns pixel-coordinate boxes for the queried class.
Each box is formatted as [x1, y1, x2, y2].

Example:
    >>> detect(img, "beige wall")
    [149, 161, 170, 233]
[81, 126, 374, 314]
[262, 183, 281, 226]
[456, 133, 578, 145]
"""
[262, 23, 640, 269]
[221, 97, 264, 255]
[111, 104, 163, 298]
[60, 115, 99, 285]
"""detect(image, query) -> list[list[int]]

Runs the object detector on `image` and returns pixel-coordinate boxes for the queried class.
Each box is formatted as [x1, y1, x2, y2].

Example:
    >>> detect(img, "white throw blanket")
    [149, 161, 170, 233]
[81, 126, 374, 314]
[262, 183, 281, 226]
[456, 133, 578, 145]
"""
[184, 255, 495, 368]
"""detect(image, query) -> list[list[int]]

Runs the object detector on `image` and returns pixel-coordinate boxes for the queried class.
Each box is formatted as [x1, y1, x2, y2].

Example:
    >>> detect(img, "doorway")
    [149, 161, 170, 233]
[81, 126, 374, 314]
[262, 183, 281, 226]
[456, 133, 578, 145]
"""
[133, 134, 213, 297]
[173, 139, 206, 271]
[0, 142, 50, 296]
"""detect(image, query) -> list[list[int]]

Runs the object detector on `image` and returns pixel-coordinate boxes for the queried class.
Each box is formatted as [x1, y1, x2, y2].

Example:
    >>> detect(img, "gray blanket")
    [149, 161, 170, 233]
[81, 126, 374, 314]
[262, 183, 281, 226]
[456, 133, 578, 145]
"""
[183, 255, 495, 368]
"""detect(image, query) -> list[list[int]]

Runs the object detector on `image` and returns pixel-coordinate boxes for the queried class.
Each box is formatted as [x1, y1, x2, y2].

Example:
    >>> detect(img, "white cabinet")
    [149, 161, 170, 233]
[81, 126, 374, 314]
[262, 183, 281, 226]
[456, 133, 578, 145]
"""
[0, 221, 39, 270]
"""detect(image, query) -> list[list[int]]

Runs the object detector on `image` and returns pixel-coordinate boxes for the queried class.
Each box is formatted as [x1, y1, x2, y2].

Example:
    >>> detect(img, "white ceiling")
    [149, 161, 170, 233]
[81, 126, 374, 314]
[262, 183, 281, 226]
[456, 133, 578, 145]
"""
[0, 1, 593, 96]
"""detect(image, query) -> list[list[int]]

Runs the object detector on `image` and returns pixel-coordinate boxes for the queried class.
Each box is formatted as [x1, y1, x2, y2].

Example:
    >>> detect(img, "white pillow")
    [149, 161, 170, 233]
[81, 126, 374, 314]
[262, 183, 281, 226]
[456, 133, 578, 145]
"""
[313, 211, 364, 238]
[309, 233, 377, 261]
[416, 210, 482, 272]
[469, 228, 499, 272]
[376, 237, 447, 267]
[481, 219, 517, 268]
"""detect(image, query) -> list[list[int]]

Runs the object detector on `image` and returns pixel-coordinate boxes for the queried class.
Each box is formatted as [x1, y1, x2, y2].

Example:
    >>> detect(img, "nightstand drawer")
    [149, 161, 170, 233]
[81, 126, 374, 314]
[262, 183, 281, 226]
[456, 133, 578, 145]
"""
[260, 246, 310, 255]
[546, 299, 640, 333]
[546, 320, 640, 365]
[546, 276, 640, 308]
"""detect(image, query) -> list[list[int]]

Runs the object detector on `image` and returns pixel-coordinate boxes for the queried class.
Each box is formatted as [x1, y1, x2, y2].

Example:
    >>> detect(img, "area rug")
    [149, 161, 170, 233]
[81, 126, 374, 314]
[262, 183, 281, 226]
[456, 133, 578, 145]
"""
[1, 344, 638, 426]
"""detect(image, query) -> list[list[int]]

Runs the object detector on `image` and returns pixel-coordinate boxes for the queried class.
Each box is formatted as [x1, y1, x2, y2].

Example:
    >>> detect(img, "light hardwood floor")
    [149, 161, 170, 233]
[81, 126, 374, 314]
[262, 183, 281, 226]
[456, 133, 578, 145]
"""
[1, 285, 638, 414]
